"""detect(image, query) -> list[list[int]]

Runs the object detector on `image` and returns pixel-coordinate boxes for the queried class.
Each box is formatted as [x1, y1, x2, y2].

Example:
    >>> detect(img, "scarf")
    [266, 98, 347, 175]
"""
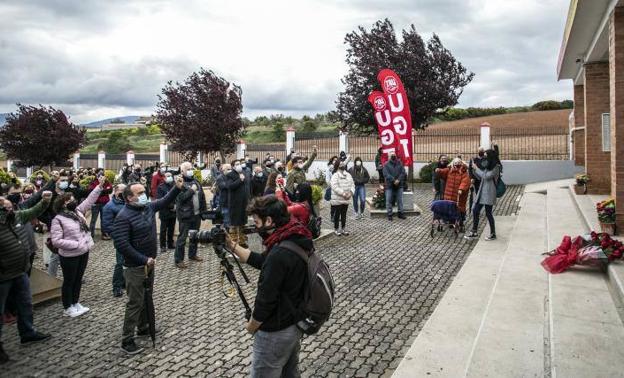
[262, 217, 312, 252]
[58, 210, 90, 233]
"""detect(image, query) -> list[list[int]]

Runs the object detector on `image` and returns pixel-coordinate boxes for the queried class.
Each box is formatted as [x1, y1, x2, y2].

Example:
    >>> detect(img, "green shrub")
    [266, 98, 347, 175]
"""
[0, 169, 13, 185]
[29, 169, 51, 183]
[419, 161, 437, 183]
[311, 185, 323, 205]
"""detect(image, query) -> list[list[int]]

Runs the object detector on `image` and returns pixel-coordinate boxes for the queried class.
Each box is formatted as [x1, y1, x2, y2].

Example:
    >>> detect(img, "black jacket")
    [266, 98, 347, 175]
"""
[224, 171, 247, 226]
[157, 182, 176, 220]
[383, 159, 406, 188]
[247, 234, 311, 332]
[348, 165, 370, 186]
[251, 174, 268, 197]
[176, 177, 207, 222]
[112, 186, 180, 267]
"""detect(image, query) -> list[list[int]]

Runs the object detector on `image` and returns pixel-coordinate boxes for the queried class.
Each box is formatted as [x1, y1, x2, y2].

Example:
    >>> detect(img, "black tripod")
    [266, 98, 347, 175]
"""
[215, 244, 252, 320]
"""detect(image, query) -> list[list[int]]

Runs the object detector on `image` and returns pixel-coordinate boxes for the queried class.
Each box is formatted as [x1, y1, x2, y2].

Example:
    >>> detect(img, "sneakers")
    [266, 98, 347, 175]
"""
[341, 230, 350, 236]
[160, 247, 167, 254]
[20, 332, 51, 345]
[485, 234, 497, 241]
[101, 234, 111, 241]
[334, 229, 342, 236]
[63, 306, 80, 318]
[175, 262, 188, 269]
[120, 339, 144, 355]
[464, 231, 478, 240]
[0, 343, 8, 364]
[75, 303, 90, 314]
[113, 288, 124, 298]
[398, 213, 406, 220]
[388, 215, 393, 221]
[189, 256, 204, 262]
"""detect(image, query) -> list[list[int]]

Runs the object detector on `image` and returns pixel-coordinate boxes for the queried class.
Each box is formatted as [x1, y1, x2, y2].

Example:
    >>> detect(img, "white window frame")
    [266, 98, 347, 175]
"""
[602, 112, 611, 152]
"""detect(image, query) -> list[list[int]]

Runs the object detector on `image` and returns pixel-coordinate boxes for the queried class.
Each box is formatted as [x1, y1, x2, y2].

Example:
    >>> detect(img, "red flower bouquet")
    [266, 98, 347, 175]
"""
[541, 232, 623, 274]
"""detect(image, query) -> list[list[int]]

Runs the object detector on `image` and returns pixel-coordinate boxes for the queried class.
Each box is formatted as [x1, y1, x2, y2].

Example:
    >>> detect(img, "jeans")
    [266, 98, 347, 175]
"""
[59, 253, 89, 309]
[331, 204, 348, 230]
[221, 207, 231, 229]
[0, 273, 36, 341]
[472, 203, 496, 235]
[159, 217, 176, 248]
[385, 187, 404, 216]
[175, 216, 202, 263]
[112, 250, 125, 291]
[90, 203, 104, 238]
[43, 232, 60, 277]
[353, 185, 366, 214]
[122, 266, 153, 343]
[251, 325, 302, 378]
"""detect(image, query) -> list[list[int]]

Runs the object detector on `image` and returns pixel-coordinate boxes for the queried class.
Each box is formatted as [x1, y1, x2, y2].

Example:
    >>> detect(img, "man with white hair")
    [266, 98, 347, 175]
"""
[175, 162, 207, 269]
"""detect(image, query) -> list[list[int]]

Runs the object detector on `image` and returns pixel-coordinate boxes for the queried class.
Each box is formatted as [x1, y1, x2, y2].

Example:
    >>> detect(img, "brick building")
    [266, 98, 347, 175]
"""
[558, 0, 624, 231]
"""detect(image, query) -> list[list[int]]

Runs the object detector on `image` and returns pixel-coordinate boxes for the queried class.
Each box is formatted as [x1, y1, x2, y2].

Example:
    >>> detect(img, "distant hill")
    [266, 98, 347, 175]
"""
[81, 116, 141, 129]
[430, 109, 572, 131]
[0, 113, 8, 126]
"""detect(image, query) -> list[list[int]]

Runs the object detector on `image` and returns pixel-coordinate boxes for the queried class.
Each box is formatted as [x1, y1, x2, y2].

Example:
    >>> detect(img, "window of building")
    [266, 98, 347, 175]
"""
[602, 113, 611, 152]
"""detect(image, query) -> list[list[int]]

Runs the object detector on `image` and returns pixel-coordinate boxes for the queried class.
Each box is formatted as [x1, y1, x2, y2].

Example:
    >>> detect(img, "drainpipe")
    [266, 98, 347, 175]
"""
[569, 126, 585, 161]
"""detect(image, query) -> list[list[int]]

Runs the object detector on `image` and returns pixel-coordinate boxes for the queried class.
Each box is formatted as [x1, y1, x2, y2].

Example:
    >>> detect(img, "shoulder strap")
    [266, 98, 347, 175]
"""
[279, 240, 310, 263]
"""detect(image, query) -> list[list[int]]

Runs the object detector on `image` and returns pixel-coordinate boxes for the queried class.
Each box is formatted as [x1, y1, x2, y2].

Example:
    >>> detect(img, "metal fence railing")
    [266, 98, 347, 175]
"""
[491, 127, 569, 160]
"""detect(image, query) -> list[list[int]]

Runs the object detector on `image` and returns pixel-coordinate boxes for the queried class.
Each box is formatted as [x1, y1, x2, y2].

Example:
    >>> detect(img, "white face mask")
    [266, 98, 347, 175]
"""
[165, 176, 173, 183]
[356, 161, 362, 166]
[160, 167, 166, 174]
[297, 163, 304, 169]
[185, 170, 194, 178]
[256, 172, 263, 177]
[235, 165, 243, 173]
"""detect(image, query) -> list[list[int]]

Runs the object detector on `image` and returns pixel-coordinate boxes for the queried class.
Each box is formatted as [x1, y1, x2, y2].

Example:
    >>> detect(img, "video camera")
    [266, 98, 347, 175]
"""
[187, 209, 257, 320]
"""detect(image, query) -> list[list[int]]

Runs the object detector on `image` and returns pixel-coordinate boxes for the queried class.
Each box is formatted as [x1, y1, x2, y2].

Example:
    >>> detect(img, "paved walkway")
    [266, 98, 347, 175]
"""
[2, 184, 523, 377]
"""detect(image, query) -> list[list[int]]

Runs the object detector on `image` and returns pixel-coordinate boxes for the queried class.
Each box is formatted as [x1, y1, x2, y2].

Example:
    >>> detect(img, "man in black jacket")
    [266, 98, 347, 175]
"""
[226, 160, 249, 248]
[226, 195, 311, 376]
[112, 178, 182, 355]
[0, 192, 53, 364]
[157, 172, 176, 254]
[175, 162, 207, 269]
[383, 152, 407, 221]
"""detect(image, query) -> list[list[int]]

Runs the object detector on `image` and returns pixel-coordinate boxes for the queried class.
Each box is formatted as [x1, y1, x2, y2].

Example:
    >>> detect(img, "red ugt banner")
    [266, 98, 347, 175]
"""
[367, 69, 413, 167]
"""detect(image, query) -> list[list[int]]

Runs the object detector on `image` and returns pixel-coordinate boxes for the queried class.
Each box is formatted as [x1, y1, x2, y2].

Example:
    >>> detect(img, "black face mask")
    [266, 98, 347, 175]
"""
[255, 223, 275, 240]
[135, 169, 141, 173]
[478, 151, 485, 157]
[66, 201, 78, 212]
[438, 161, 448, 168]
[390, 155, 397, 161]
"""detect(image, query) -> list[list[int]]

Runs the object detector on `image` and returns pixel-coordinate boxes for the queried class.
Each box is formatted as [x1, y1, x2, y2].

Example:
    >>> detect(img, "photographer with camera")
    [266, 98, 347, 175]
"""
[225, 195, 311, 376]
[175, 162, 207, 269]
[112, 176, 183, 355]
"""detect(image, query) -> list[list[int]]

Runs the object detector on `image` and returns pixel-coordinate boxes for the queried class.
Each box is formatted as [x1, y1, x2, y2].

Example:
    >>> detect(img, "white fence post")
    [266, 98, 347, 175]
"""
[159, 143, 168, 164]
[480, 122, 491, 149]
[73, 153, 80, 170]
[236, 140, 246, 159]
[126, 150, 135, 166]
[286, 127, 295, 155]
[6, 160, 12, 171]
[98, 151, 106, 169]
[339, 131, 349, 155]
[26, 166, 33, 179]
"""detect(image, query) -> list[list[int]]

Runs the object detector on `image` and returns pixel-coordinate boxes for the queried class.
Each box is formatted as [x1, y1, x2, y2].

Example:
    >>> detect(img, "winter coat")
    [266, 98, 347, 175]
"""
[150, 172, 165, 199]
[0, 198, 50, 281]
[348, 165, 370, 186]
[330, 170, 355, 206]
[157, 182, 176, 220]
[50, 186, 102, 257]
[112, 186, 180, 267]
[176, 176, 207, 222]
[285, 151, 317, 192]
[89, 179, 113, 205]
[216, 174, 228, 209]
[325, 166, 334, 186]
[102, 195, 125, 235]
[252, 173, 268, 197]
[474, 164, 501, 207]
[242, 167, 252, 198]
[276, 189, 311, 225]
[375, 152, 383, 171]
[437, 166, 471, 213]
[224, 170, 248, 226]
[382, 159, 406, 188]
[128, 171, 142, 184]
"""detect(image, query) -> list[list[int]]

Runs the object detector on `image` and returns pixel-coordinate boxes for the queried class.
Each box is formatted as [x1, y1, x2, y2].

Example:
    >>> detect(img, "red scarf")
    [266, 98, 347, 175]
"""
[263, 217, 312, 252]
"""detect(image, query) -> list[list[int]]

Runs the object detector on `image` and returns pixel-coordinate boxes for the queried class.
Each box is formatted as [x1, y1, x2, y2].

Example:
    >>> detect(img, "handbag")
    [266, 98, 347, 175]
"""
[324, 187, 332, 201]
[496, 176, 507, 198]
[45, 237, 59, 254]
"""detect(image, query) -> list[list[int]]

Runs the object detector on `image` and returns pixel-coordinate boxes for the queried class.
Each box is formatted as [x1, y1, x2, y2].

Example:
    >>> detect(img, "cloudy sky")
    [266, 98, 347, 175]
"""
[0, 0, 572, 124]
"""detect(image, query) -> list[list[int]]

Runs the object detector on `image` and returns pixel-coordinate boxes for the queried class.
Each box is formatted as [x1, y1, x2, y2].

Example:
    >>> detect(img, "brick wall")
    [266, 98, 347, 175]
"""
[610, 7, 624, 232]
[583, 62, 611, 194]
[573, 84, 585, 165]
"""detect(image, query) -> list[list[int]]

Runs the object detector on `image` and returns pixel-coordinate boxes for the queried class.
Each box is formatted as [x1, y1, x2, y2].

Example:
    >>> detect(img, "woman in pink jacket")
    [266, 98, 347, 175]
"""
[51, 176, 105, 318]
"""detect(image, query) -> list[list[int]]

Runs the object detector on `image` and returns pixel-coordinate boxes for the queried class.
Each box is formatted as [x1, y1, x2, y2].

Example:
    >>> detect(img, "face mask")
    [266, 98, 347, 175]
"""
[356, 161, 362, 166]
[136, 193, 149, 206]
[278, 167, 284, 172]
[117, 193, 124, 200]
[160, 168, 166, 174]
[66, 201, 77, 212]
[224, 169, 232, 175]
[59, 181, 69, 190]
[36, 180, 42, 185]
[439, 161, 448, 168]
[165, 176, 173, 183]
[390, 155, 397, 161]
[256, 172, 263, 177]
[255, 222, 275, 240]
[186, 170, 194, 178]
[297, 163, 304, 169]
[216, 162, 221, 167]
[235, 165, 243, 173]
[135, 169, 141, 173]
[478, 151, 485, 157]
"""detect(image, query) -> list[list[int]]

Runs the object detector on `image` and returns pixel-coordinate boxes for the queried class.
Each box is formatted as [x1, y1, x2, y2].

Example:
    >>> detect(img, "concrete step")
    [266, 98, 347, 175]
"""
[30, 267, 62, 305]
[466, 192, 548, 377]
[546, 188, 624, 377]
[393, 216, 518, 377]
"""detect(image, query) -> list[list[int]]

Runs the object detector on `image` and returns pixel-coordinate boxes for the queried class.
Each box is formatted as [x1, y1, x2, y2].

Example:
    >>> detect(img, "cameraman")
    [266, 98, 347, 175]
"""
[225, 195, 311, 377]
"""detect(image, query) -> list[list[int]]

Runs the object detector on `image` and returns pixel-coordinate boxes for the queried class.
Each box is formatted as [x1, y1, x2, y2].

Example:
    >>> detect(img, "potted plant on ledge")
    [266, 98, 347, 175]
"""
[575, 173, 589, 195]
[597, 198, 617, 235]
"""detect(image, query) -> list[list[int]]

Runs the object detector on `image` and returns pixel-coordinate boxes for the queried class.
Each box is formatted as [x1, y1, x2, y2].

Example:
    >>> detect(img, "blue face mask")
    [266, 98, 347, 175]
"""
[136, 193, 149, 206]
[59, 181, 69, 190]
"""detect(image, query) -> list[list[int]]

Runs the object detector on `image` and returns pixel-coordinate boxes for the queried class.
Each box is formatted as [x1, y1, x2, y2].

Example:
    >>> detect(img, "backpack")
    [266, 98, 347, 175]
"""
[496, 177, 506, 198]
[307, 213, 322, 239]
[279, 240, 335, 335]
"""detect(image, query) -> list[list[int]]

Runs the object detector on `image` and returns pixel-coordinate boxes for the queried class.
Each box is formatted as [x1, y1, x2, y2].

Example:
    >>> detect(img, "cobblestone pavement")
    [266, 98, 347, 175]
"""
[2, 184, 524, 377]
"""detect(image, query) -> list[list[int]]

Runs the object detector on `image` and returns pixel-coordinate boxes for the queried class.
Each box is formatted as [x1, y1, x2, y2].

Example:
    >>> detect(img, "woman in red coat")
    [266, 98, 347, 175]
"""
[275, 182, 315, 225]
[435, 158, 471, 231]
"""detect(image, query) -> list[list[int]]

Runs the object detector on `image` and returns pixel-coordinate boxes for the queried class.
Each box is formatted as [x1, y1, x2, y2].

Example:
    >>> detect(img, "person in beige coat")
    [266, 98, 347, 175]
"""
[330, 162, 355, 236]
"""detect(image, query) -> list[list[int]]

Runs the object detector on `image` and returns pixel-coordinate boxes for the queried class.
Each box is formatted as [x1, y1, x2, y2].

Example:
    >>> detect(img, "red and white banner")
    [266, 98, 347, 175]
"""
[367, 69, 413, 167]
